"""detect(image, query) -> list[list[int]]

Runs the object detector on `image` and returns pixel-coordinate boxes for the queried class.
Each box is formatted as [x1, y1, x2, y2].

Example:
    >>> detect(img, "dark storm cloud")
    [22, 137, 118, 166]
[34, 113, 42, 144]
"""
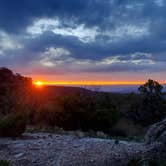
[0, 0, 160, 33]
[0, 0, 166, 74]
[0, 0, 111, 33]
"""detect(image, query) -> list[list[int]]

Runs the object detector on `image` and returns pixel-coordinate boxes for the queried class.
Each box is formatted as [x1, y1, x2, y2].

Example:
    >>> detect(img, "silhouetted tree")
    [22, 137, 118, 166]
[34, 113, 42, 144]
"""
[129, 79, 166, 126]
[0, 67, 32, 116]
[0, 67, 32, 137]
[138, 79, 163, 97]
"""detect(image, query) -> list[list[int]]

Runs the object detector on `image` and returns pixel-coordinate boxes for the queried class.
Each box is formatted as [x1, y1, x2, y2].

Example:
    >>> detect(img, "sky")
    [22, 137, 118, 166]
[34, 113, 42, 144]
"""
[0, 0, 166, 84]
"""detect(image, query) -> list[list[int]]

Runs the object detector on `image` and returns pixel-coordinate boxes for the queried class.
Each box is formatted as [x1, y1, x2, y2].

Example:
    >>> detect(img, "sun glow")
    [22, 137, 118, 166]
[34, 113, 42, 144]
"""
[34, 81, 44, 87]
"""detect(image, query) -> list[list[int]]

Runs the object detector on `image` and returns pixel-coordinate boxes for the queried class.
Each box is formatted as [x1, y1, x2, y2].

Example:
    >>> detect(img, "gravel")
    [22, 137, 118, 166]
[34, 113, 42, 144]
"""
[0, 132, 165, 166]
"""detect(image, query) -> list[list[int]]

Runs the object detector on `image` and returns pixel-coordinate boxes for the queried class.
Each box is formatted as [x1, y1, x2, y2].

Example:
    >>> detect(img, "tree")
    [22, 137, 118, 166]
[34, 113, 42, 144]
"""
[0, 67, 32, 137]
[129, 79, 166, 126]
[0, 67, 32, 116]
[138, 79, 163, 97]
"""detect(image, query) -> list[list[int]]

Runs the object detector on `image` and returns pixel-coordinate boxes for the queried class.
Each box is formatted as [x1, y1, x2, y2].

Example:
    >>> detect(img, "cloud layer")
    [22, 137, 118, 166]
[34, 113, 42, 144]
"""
[0, 0, 166, 80]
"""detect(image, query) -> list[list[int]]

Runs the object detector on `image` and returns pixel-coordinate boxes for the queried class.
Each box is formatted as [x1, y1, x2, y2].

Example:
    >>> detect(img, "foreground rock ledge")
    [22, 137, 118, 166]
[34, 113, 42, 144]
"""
[0, 118, 166, 166]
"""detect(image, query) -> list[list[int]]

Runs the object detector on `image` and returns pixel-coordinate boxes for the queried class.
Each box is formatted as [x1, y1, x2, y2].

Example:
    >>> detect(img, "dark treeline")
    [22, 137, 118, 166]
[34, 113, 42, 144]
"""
[0, 68, 166, 137]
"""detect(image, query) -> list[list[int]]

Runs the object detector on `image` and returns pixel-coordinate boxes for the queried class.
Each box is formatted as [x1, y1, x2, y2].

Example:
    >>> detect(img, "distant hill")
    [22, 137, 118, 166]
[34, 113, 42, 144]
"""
[34, 85, 93, 98]
[47, 85, 92, 93]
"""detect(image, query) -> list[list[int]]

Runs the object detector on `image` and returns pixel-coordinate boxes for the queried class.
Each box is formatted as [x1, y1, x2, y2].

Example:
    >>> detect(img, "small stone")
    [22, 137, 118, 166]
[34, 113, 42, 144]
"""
[76, 131, 85, 138]
[96, 131, 107, 138]
[14, 153, 24, 158]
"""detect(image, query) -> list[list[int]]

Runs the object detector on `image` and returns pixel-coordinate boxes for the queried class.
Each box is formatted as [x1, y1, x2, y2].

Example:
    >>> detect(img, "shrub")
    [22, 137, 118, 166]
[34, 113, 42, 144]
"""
[0, 114, 26, 137]
[0, 160, 10, 166]
[90, 109, 120, 133]
[127, 158, 166, 166]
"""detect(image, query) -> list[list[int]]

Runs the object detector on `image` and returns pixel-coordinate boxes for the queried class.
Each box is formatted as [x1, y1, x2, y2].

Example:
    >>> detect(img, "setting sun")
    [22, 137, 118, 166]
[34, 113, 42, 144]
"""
[34, 81, 44, 87]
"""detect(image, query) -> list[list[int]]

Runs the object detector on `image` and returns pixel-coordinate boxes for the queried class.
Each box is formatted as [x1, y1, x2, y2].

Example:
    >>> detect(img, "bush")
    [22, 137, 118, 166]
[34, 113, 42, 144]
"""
[89, 109, 120, 133]
[32, 93, 120, 133]
[0, 114, 26, 137]
[127, 158, 166, 166]
[0, 160, 10, 166]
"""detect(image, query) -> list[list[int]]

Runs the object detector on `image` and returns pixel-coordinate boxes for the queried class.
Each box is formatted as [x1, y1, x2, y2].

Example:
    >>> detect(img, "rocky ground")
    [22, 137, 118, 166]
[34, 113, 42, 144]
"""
[0, 118, 166, 166]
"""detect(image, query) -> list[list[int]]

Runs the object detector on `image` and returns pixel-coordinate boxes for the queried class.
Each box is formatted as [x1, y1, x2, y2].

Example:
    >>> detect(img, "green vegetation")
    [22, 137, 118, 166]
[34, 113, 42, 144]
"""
[127, 158, 166, 166]
[0, 67, 32, 137]
[33, 93, 119, 133]
[0, 113, 26, 137]
[0, 160, 10, 166]
[0, 67, 166, 138]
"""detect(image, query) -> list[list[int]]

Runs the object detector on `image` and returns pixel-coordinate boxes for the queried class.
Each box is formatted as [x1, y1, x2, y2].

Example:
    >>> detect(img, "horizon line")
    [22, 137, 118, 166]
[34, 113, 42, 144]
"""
[33, 81, 166, 86]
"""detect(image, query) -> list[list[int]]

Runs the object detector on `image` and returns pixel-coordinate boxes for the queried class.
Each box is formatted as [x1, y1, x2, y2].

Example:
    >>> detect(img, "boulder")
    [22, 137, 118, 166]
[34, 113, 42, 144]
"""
[145, 118, 166, 144]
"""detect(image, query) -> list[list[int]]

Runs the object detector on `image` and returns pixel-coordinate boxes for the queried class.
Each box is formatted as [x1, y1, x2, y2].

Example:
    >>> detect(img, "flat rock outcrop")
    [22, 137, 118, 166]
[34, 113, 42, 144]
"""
[0, 119, 166, 166]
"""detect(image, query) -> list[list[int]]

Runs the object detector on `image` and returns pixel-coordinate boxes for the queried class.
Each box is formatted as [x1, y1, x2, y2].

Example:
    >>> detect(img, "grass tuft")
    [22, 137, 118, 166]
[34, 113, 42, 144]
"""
[0, 160, 10, 166]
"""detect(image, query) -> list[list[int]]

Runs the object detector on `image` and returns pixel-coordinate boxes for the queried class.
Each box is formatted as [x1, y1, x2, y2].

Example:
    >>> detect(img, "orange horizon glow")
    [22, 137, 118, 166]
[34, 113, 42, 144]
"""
[33, 80, 166, 86]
